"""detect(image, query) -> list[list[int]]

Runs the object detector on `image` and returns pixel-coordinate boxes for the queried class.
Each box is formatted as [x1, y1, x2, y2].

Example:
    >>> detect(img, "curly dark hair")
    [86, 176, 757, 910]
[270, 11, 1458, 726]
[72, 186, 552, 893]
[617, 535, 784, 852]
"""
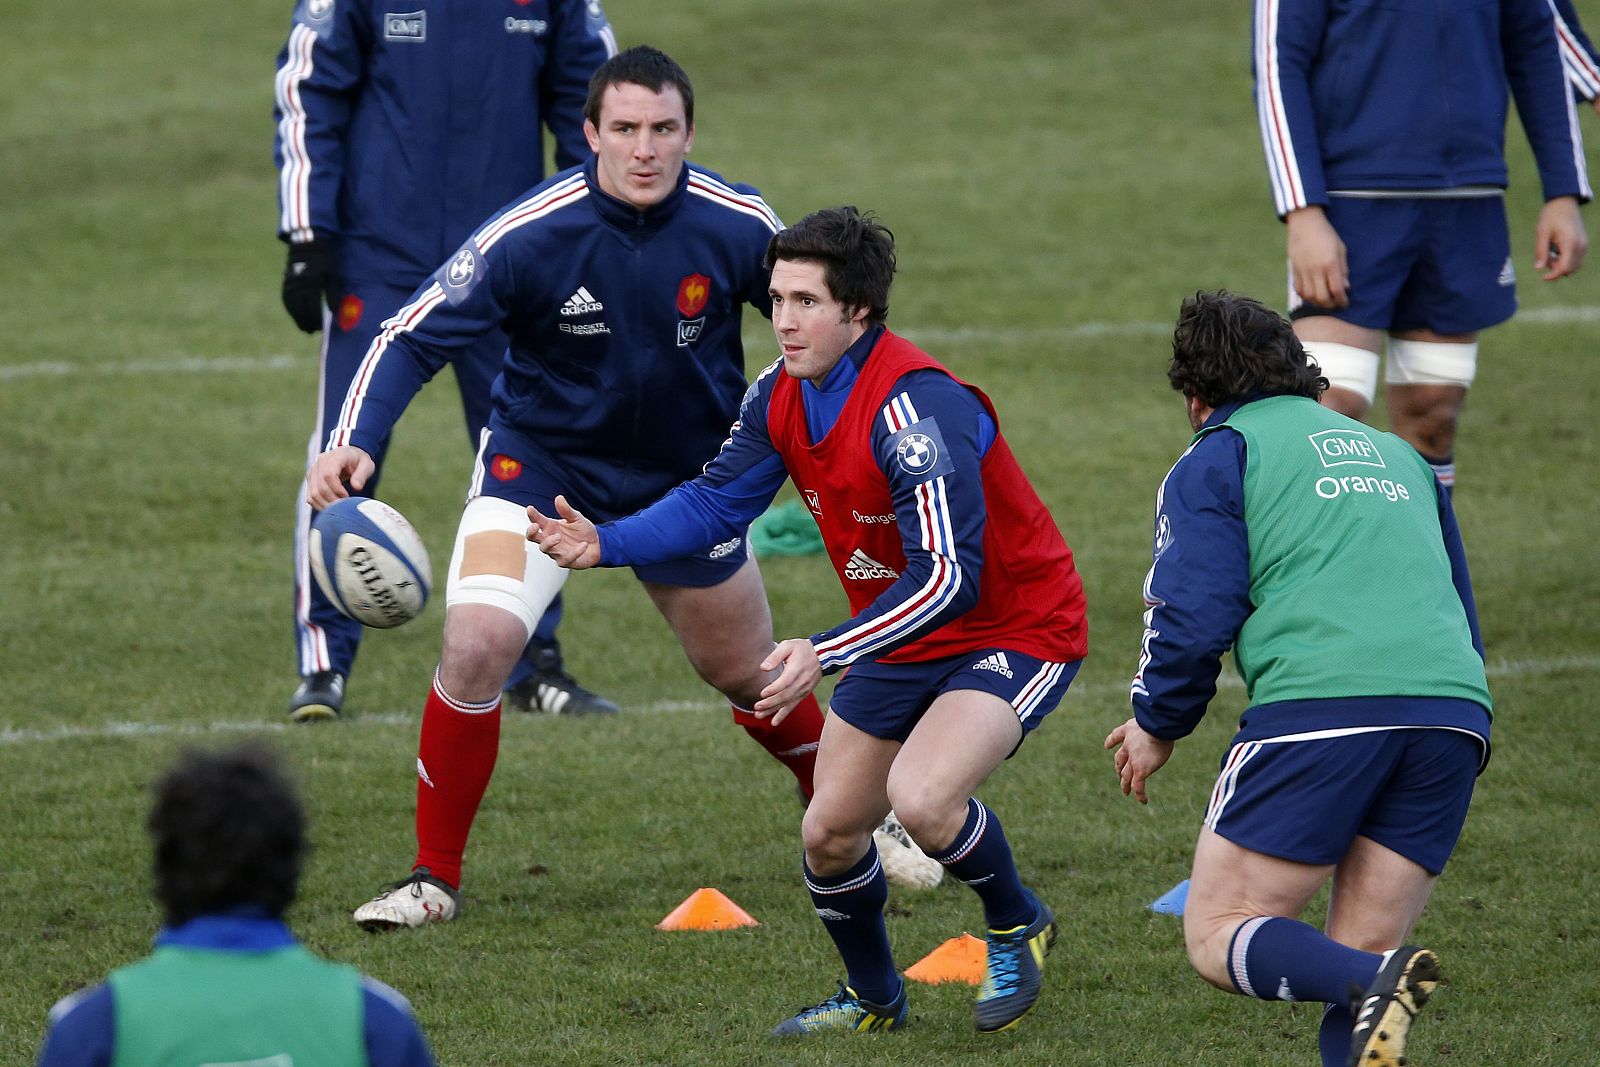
[1168, 290, 1327, 406]
[149, 744, 306, 926]
[764, 206, 897, 327]
[584, 45, 695, 128]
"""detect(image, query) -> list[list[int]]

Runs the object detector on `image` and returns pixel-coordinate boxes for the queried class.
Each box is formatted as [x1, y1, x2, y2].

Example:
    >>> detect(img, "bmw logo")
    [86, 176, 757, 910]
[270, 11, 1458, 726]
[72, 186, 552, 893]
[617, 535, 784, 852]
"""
[446, 249, 475, 287]
[896, 432, 937, 475]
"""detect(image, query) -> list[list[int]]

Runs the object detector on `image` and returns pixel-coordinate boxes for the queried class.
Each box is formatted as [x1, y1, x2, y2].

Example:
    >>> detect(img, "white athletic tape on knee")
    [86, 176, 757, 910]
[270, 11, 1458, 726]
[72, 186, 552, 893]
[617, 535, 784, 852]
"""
[1301, 341, 1379, 404]
[1385, 338, 1477, 387]
[445, 495, 567, 636]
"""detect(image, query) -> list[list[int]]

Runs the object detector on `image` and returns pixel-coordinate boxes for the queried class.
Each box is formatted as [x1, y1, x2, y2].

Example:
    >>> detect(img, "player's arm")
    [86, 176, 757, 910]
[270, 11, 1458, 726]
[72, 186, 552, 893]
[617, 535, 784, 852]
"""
[807, 371, 989, 675]
[308, 236, 516, 506]
[542, 0, 617, 170]
[35, 984, 114, 1067]
[1436, 481, 1486, 660]
[1108, 429, 1253, 803]
[274, 2, 366, 331]
[362, 977, 437, 1067]
[1549, 0, 1600, 105]
[1505, 0, 1593, 278]
[530, 364, 790, 568]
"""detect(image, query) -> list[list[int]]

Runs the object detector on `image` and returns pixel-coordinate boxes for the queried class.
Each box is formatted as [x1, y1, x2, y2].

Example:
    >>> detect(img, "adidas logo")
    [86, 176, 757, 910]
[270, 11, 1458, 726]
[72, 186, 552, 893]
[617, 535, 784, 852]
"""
[973, 651, 1014, 679]
[814, 907, 850, 921]
[560, 286, 604, 316]
[844, 548, 898, 581]
[416, 757, 436, 789]
[1497, 256, 1516, 287]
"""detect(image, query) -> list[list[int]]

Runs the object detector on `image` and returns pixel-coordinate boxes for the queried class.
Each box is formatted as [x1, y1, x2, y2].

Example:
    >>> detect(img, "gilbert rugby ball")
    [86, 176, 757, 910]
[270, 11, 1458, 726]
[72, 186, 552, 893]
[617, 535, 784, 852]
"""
[309, 498, 432, 628]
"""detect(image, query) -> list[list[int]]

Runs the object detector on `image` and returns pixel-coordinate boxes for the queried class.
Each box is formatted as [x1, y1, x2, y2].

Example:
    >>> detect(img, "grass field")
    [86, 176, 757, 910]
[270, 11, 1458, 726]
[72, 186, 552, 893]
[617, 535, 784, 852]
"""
[3, 1, 1599, 1063]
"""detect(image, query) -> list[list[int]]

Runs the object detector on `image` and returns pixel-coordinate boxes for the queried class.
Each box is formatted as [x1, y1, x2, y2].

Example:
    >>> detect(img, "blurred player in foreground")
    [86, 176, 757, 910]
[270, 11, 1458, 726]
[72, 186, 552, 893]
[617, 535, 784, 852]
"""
[307, 49, 939, 931]
[530, 206, 1088, 1035]
[37, 744, 434, 1067]
[1106, 291, 1492, 1067]
[1255, 0, 1588, 496]
[274, 0, 619, 721]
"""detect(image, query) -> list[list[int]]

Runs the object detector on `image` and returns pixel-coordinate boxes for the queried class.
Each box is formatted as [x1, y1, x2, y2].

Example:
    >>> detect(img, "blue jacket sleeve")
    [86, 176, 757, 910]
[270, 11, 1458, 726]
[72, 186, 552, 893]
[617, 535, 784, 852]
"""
[543, 1, 616, 170]
[1436, 483, 1486, 659]
[1130, 429, 1254, 741]
[328, 234, 517, 455]
[810, 370, 990, 672]
[597, 363, 789, 565]
[35, 984, 113, 1067]
[1504, 0, 1593, 201]
[1253, 0, 1331, 215]
[273, 0, 368, 244]
[362, 978, 437, 1067]
[1551, 0, 1600, 100]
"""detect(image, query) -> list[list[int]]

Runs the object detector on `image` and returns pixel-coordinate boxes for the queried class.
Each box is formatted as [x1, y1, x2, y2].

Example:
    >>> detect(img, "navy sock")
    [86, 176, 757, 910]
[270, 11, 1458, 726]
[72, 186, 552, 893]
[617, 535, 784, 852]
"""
[804, 847, 899, 1005]
[928, 798, 1035, 930]
[1319, 1001, 1356, 1067]
[1226, 916, 1381, 1005]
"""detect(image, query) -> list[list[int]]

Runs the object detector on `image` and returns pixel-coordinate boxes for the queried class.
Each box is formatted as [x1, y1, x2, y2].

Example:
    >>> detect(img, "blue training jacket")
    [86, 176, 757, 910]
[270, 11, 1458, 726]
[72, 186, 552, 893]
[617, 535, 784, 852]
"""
[1551, 0, 1600, 101]
[1253, 0, 1591, 216]
[273, 0, 616, 284]
[328, 157, 782, 516]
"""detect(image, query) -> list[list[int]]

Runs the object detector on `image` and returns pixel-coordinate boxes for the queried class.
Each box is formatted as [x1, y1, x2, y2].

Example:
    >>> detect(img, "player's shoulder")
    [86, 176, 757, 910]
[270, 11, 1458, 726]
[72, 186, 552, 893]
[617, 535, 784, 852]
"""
[684, 164, 783, 233]
[471, 167, 594, 253]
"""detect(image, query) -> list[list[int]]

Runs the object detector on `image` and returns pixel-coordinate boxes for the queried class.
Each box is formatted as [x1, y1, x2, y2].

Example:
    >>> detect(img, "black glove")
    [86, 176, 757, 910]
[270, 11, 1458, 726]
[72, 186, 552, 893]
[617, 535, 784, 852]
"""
[282, 238, 338, 334]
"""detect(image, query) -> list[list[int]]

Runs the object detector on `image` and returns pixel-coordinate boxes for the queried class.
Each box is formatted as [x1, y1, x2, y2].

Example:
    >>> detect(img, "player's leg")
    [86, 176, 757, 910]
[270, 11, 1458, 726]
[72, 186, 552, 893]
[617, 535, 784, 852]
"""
[449, 345, 617, 716]
[772, 711, 908, 1035]
[354, 492, 568, 930]
[290, 281, 404, 721]
[1384, 331, 1474, 496]
[1383, 196, 1514, 497]
[1289, 197, 1413, 424]
[1318, 728, 1479, 1066]
[641, 554, 824, 798]
[890, 655, 1077, 1033]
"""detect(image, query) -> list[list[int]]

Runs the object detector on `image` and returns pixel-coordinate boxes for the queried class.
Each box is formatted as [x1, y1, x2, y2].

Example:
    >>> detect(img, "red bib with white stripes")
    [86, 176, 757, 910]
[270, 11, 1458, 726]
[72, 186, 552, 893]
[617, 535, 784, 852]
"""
[767, 330, 1087, 665]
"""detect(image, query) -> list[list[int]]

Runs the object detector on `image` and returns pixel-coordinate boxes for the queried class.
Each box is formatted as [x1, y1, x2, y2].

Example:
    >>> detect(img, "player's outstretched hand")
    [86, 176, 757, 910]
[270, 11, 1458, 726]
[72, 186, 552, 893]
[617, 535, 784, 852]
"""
[527, 495, 602, 569]
[305, 446, 375, 509]
[1534, 195, 1587, 282]
[1104, 717, 1175, 805]
[1285, 205, 1350, 309]
[753, 638, 822, 726]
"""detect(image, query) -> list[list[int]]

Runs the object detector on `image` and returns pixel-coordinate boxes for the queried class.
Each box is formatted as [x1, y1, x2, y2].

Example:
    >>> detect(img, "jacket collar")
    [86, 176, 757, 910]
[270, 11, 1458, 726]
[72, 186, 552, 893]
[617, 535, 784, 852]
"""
[583, 156, 690, 233]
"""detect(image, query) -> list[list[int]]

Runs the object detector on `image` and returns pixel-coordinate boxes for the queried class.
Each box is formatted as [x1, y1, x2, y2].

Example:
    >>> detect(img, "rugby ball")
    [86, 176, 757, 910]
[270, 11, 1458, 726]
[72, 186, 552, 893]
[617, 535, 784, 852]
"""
[309, 498, 432, 628]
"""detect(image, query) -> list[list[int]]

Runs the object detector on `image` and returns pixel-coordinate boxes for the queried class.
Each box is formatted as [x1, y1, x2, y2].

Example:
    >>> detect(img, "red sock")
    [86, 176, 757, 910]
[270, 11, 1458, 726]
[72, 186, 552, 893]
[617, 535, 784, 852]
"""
[412, 673, 501, 889]
[731, 694, 822, 800]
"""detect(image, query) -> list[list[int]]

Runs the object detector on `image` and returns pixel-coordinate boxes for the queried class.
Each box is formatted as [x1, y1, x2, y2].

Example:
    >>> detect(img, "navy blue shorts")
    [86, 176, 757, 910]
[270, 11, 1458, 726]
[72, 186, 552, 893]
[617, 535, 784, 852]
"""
[829, 649, 1081, 746]
[1203, 727, 1482, 875]
[468, 434, 748, 589]
[1289, 196, 1516, 335]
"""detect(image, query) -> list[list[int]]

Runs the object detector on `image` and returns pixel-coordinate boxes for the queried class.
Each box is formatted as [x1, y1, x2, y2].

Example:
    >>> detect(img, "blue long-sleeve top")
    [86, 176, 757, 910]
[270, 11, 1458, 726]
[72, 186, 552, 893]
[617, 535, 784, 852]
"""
[1254, 0, 1591, 216]
[36, 913, 434, 1067]
[1551, 0, 1600, 100]
[1131, 397, 1488, 758]
[596, 325, 998, 670]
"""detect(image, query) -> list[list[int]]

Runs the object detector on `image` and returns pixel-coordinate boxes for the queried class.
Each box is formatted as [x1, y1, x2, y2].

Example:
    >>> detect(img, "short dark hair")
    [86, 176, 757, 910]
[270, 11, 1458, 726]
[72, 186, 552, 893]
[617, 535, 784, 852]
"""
[149, 744, 307, 926]
[584, 46, 695, 128]
[764, 206, 897, 327]
[1167, 290, 1327, 406]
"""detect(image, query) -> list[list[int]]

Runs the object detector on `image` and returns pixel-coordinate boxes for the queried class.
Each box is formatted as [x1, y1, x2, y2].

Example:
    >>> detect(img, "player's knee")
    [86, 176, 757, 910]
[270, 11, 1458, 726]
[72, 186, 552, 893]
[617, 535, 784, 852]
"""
[882, 784, 961, 852]
[799, 805, 866, 870]
[439, 610, 526, 700]
[1181, 912, 1237, 990]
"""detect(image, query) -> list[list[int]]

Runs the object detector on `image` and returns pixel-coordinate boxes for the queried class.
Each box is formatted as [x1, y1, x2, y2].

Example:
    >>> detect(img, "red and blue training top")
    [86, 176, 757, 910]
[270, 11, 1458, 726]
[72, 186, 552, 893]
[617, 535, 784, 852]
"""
[597, 327, 1087, 672]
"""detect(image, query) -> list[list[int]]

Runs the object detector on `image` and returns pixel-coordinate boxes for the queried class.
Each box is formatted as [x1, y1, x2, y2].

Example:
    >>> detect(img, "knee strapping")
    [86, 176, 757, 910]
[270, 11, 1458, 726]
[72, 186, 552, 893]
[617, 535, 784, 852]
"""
[1302, 341, 1380, 404]
[1385, 338, 1477, 387]
[446, 495, 567, 636]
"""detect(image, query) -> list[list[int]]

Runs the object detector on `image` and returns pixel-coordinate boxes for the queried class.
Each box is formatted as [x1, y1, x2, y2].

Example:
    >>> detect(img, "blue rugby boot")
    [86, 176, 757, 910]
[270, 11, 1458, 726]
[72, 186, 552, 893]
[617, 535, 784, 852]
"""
[771, 981, 908, 1036]
[975, 897, 1057, 1033]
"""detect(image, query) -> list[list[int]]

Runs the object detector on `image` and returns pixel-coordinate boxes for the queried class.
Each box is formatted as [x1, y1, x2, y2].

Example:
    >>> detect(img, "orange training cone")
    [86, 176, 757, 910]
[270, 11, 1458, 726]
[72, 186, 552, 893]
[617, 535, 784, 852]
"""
[905, 933, 987, 985]
[656, 888, 760, 930]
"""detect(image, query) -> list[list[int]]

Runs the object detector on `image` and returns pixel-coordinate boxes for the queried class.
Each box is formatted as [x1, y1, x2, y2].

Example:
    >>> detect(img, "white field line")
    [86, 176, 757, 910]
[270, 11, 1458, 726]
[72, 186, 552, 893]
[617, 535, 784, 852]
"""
[6, 304, 1600, 382]
[4, 654, 1595, 747]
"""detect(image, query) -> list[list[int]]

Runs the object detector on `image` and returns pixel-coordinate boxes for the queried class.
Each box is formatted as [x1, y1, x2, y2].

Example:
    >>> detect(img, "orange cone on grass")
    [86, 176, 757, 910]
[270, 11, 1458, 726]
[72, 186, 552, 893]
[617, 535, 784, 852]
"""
[656, 888, 760, 930]
[905, 933, 987, 985]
